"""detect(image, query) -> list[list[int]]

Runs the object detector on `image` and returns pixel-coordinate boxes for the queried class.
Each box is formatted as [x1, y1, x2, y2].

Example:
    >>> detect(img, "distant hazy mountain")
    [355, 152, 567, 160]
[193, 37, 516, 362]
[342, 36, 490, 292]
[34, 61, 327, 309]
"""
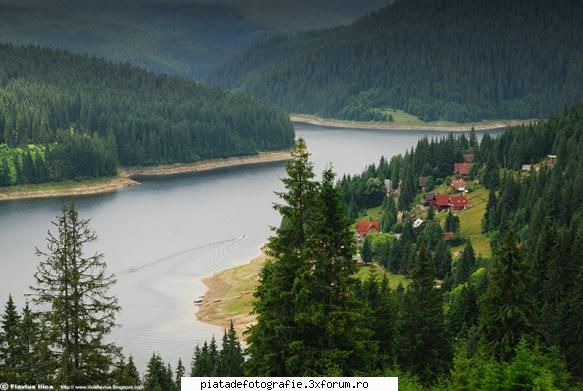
[0, 0, 387, 79]
[208, 0, 583, 122]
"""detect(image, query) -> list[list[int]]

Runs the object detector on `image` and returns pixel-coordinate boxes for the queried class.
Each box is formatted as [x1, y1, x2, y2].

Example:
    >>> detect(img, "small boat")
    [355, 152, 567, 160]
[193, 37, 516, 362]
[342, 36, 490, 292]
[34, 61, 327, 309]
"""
[212, 299, 221, 303]
[193, 299, 204, 305]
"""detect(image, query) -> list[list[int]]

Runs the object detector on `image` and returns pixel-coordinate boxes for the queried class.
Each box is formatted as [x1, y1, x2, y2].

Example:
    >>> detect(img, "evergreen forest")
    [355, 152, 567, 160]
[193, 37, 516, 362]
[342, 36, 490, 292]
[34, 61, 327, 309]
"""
[210, 0, 583, 122]
[0, 44, 294, 186]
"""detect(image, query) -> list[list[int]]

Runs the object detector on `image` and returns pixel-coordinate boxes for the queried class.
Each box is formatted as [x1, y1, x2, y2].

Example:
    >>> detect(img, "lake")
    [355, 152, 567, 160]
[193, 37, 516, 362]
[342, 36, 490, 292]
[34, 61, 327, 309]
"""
[0, 124, 499, 370]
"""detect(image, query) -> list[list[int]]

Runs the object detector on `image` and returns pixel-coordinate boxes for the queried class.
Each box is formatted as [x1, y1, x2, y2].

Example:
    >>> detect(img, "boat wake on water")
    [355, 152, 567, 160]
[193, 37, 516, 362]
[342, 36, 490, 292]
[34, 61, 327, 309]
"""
[115, 235, 248, 276]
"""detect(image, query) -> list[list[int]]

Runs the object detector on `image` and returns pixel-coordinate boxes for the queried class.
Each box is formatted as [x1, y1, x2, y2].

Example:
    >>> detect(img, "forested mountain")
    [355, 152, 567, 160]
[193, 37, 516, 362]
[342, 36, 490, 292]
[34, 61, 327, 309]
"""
[209, 0, 583, 122]
[0, 0, 387, 79]
[335, 102, 583, 385]
[0, 44, 294, 186]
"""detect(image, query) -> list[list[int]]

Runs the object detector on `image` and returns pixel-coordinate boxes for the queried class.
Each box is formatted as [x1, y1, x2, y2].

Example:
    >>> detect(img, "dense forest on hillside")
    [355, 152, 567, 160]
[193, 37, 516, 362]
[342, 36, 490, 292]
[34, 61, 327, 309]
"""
[1, 105, 582, 389]
[335, 103, 583, 384]
[0, 0, 386, 79]
[210, 0, 583, 122]
[0, 44, 294, 186]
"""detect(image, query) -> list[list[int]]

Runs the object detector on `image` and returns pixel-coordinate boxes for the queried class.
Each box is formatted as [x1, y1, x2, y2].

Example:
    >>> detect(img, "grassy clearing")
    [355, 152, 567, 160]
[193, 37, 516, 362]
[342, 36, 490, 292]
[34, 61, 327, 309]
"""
[432, 183, 491, 258]
[355, 264, 411, 289]
[358, 206, 383, 221]
[198, 252, 411, 337]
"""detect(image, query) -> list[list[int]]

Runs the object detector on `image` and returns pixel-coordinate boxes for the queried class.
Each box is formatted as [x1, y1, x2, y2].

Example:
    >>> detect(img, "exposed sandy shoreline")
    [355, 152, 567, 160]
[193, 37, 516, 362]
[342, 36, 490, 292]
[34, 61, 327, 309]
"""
[291, 114, 536, 132]
[196, 252, 267, 339]
[0, 150, 291, 202]
[0, 177, 140, 202]
[121, 150, 291, 178]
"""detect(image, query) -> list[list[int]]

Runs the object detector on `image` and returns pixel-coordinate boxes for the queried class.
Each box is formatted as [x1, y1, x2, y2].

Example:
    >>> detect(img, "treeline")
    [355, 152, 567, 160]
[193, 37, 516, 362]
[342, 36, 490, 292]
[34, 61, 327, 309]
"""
[188, 131, 580, 389]
[0, 203, 244, 389]
[209, 0, 583, 122]
[334, 103, 583, 385]
[0, 44, 294, 185]
[0, 131, 117, 186]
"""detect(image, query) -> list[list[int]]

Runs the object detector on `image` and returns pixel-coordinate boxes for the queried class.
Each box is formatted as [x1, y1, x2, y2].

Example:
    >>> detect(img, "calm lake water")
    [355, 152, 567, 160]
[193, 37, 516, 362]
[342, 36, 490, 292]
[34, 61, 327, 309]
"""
[0, 124, 500, 370]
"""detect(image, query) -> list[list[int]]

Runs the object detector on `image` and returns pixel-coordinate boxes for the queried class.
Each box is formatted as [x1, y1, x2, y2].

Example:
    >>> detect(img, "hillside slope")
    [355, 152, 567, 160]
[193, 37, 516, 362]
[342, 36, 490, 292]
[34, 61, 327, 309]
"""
[209, 0, 583, 122]
[0, 0, 386, 79]
[0, 44, 294, 186]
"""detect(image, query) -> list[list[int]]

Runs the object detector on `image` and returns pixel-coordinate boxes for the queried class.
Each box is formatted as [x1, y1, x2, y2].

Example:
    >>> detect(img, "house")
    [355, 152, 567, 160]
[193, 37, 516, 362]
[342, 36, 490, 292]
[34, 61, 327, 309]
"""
[450, 195, 469, 210]
[355, 220, 380, 242]
[451, 178, 466, 192]
[454, 162, 471, 177]
[384, 179, 393, 195]
[424, 192, 435, 206]
[443, 232, 456, 241]
[432, 194, 451, 211]
[463, 154, 475, 163]
[412, 218, 425, 229]
[418, 176, 428, 191]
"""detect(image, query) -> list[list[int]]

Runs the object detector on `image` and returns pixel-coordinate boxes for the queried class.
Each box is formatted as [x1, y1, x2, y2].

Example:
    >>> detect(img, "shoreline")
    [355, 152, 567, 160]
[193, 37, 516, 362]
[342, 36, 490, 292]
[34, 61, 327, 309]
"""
[0, 150, 291, 202]
[195, 251, 266, 339]
[291, 114, 537, 132]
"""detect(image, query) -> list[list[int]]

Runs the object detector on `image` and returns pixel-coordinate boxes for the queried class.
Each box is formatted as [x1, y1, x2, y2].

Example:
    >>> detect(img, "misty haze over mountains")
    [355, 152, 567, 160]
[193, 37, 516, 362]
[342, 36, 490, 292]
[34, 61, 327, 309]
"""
[0, 0, 388, 79]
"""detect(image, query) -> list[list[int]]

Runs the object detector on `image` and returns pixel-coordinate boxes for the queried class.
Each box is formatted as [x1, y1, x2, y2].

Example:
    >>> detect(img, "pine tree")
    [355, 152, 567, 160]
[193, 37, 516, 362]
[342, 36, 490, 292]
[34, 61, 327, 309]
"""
[381, 196, 397, 232]
[30, 202, 120, 385]
[143, 353, 175, 391]
[479, 231, 536, 361]
[0, 294, 22, 383]
[245, 138, 319, 375]
[482, 189, 498, 232]
[445, 210, 460, 233]
[17, 302, 53, 384]
[175, 358, 185, 389]
[433, 239, 452, 280]
[454, 240, 476, 286]
[397, 245, 450, 384]
[361, 235, 373, 264]
[281, 166, 376, 375]
[218, 321, 243, 376]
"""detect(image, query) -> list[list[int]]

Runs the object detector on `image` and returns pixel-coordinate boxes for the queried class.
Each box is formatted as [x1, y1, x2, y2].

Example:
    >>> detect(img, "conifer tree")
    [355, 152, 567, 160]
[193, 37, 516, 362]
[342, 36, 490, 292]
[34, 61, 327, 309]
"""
[218, 321, 243, 376]
[30, 202, 120, 385]
[454, 240, 476, 286]
[245, 138, 319, 375]
[397, 245, 450, 384]
[174, 358, 185, 389]
[143, 353, 175, 391]
[0, 294, 22, 383]
[445, 210, 460, 233]
[361, 235, 373, 264]
[381, 196, 397, 232]
[482, 189, 498, 232]
[433, 239, 452, 280]
[479, 231, 536, 361]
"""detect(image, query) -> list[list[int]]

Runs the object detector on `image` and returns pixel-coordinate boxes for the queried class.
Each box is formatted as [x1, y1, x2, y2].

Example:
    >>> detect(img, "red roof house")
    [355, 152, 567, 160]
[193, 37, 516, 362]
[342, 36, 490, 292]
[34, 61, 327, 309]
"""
[454, 162, 471, 177]
[355, 220, 380, 241]
[450, 195, 469, 210]
[433, 194, 451, 211]
[451, 179, 466, 192]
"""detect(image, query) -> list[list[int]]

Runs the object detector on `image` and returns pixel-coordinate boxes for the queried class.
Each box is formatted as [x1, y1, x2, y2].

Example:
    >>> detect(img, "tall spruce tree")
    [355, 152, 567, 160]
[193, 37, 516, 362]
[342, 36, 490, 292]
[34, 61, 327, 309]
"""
[284, 167, 377, 375]
[143, 353, 175, 391]
[0, 295, 22, 383]
[245, 138, 319, 375]
[454, 240, 476, 286]
[397, 245, 451, 384]
[30, 203, 120, 385]
[218, 321, 243, 376]
[479, 231, 537, 361]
